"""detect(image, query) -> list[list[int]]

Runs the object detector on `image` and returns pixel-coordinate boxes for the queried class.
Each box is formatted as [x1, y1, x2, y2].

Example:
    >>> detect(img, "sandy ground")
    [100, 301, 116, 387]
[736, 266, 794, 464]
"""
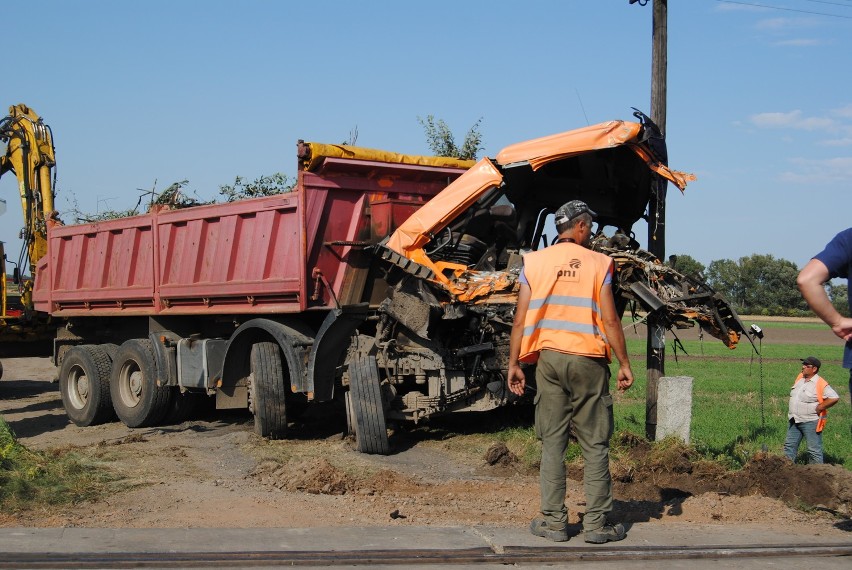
[0, 340, 850, 539]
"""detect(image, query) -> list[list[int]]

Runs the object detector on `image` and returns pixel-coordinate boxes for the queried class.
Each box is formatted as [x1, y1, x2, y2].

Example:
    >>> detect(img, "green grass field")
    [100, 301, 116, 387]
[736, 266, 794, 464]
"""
[612, 328, 851, 470]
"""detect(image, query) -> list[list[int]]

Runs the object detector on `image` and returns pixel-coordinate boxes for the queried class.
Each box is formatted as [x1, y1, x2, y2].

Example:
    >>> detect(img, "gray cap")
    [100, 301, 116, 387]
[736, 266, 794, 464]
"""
[554, 200, 597, 226]
[801, 356, 821, 369]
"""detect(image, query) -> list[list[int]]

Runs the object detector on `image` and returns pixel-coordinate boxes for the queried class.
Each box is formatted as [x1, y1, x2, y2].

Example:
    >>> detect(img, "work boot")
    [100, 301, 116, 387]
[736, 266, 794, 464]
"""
[529, 516, 569, 542]
[583, 522, 626, 544]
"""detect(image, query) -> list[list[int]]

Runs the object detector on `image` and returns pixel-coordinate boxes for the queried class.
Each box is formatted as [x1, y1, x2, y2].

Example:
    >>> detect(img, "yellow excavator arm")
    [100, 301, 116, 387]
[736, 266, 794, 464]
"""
[1, 103, 59, 351]
[0, 104, 57, 277]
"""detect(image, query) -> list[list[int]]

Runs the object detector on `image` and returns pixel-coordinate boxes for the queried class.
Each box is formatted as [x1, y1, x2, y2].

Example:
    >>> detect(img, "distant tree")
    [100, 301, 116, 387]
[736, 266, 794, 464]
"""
[418, 115, 484, 160]
[706, 254, 806, 315]
[666, 254, 705, 278]
[829, 283, 850, 317]
[706, 258, 742, 307]
[218, 173, 295, 202]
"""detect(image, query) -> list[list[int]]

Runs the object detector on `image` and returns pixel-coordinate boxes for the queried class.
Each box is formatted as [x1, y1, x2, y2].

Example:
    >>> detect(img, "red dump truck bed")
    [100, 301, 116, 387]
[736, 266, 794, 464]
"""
[33, 156, 468, 317]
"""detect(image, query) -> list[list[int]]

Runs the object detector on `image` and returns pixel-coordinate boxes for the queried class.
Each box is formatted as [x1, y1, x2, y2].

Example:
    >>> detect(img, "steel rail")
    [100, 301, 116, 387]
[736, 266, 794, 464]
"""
[2, 542, 851, 568]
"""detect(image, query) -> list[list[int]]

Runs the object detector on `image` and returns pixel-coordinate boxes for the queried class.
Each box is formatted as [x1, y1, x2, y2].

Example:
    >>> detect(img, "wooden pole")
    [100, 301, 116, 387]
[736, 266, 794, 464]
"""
[646, 0, 667, 441]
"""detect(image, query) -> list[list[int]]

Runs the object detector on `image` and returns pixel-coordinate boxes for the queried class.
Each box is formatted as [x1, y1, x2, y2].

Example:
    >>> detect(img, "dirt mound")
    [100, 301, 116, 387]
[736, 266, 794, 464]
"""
[484, 442, 518, 466]
[254, 458, 354, 495]
[604, 447, 852, 515]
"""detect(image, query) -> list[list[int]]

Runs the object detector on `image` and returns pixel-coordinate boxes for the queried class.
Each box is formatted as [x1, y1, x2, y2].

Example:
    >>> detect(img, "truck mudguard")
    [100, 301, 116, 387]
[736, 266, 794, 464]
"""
[219, 318, 314, 396]
[305, 303, 370, 401]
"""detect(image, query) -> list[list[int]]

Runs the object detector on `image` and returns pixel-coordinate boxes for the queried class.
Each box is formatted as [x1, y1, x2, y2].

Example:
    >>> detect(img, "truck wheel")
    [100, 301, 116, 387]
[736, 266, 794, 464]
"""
[59, 345, 115, 426]
[348, 355, 389, 455]
[110, 339, 171, 428]
[250, 341, 287, 439]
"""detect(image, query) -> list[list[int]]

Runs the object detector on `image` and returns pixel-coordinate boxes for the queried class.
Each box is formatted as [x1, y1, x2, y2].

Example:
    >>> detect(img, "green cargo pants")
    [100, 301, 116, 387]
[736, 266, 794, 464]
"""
[534, 349, 614, 532]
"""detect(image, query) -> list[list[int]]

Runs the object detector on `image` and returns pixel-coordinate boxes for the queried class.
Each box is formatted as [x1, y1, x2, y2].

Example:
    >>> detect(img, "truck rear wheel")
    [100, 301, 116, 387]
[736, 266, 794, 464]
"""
[249, 341, 288, 439]
[110, 339, 171, 428]
[348, 355, 389, 455]
[59, 345, 115, 426]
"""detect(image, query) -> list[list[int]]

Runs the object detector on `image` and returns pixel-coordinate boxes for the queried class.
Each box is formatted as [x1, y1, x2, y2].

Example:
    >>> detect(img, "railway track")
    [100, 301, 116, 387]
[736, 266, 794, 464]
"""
[3, 542, 851, 568]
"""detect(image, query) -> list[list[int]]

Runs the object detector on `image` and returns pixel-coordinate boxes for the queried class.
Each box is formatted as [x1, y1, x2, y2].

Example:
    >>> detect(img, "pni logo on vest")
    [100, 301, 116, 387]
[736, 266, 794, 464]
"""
[556, 259, 582, 281]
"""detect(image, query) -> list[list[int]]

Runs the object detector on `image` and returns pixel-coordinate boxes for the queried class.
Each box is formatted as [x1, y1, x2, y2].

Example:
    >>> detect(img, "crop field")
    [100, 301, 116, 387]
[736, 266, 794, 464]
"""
[615, 318, 851, 469]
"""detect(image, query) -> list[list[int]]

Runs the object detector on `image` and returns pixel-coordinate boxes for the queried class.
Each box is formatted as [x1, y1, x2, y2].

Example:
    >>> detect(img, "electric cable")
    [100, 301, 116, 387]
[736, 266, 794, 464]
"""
[715, 0, 852, 18]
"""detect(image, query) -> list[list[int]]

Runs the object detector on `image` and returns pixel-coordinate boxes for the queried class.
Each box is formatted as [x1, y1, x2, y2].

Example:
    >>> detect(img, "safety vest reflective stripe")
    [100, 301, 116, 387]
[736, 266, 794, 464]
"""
[528, 295, 600, 312]
[523, 318, 608, 340]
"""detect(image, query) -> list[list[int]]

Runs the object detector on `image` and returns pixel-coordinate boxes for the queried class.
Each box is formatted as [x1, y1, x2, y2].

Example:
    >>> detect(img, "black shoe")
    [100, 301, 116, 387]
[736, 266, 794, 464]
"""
[584, 522, 626, 544]
[529, 516, 569, 542]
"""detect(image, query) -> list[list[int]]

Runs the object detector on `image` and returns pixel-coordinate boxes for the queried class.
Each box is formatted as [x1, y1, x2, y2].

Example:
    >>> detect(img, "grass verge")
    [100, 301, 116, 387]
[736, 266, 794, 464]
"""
[0, 417, 118, 513]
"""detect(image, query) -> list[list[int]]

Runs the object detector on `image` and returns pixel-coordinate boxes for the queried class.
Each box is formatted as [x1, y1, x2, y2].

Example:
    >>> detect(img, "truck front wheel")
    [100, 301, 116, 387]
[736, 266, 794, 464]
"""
[249, 341, 288, 439]
[59, 345, 115, 426]
[110, 339, 171, 428]
[348, 355, 390, 455]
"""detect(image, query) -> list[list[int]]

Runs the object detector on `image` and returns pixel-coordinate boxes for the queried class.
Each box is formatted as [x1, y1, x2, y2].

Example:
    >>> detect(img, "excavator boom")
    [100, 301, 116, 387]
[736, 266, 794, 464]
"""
[0, 104, 58, 356]
[0, 104, 57, 273]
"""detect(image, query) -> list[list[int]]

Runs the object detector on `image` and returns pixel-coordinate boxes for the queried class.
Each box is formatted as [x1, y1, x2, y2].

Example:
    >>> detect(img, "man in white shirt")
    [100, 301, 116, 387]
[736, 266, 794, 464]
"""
[784, 356, 840, 464]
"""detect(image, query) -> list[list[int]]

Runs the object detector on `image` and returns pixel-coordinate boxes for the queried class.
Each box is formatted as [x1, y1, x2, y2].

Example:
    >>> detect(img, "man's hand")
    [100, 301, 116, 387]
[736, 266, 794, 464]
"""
[831, 318, 852, 342]
[616, 365, 634, 392]
[507, 364, 526, 396]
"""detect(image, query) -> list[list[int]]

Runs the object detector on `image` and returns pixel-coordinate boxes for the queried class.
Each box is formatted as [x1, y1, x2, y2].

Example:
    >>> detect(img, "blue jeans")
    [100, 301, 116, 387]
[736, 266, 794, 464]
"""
[784, 419, 823, 464]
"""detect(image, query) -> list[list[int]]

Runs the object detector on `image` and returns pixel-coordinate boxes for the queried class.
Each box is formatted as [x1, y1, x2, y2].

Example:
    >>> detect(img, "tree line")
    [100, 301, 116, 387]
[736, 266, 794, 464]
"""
[667, 253, 849, 318]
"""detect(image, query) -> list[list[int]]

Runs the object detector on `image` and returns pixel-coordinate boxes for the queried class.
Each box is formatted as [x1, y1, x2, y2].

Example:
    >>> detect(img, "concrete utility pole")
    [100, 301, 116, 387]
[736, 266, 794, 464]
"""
[630, 0, 668, 440]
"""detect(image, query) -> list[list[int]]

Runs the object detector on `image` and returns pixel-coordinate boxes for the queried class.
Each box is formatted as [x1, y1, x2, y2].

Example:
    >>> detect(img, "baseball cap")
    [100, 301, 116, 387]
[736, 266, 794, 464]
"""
[801, 356, 821, 368]
[554, 200, 597, 226]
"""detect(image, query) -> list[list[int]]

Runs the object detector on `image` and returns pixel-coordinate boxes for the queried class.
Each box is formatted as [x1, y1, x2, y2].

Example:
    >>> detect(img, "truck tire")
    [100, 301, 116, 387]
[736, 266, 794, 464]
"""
[348, 355, 389, 455]
[59, 345, 115, 426]
[110, 339, 171, 428]
[250, 341, 287, 439]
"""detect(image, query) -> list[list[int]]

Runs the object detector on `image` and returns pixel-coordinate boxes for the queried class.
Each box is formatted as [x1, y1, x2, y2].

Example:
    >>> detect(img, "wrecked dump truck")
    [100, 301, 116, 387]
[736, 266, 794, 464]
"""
[34, 111, 749, 454]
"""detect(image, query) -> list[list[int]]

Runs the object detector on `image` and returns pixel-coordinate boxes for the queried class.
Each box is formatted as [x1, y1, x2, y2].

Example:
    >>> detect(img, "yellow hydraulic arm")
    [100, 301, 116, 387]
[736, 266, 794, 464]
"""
[0, 104, 57, 342]
[0, 104, 57, 277]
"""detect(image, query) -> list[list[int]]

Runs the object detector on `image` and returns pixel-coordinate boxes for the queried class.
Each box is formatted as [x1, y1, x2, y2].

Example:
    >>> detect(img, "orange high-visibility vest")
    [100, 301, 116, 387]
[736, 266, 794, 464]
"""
[792, 373, 830, 433]
[519, 242, 612, 364]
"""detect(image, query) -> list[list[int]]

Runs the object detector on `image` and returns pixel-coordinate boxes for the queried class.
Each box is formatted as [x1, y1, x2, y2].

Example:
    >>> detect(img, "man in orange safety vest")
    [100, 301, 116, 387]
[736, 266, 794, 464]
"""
[508, 200, 633, 544]
[784, 356, 839, 464]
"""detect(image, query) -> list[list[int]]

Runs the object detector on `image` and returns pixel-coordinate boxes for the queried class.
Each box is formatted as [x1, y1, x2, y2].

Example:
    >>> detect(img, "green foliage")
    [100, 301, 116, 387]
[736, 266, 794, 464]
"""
[417, 115, 484, 160]
[218, 173, 294, 202]
[706, 254, 809, 316]
[1, 417, 118, 512]
[153, 180, 209, 209]
[666, 253, 705, 278]
[829, 283, 850, 317]
[67, 173, 293, 221]
[70, 180, 209, 222]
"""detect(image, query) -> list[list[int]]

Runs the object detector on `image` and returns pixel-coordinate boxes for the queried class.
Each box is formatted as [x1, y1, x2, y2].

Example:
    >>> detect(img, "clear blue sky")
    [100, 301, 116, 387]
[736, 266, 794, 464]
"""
[2, 0, 850, 270]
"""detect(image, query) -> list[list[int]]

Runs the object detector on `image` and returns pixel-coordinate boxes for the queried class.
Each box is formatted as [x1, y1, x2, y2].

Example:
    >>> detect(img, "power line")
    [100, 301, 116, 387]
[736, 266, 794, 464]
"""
[805, 1, 852, 7]
[716, 0, 852, 18]
[806, 1, 852, 8]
